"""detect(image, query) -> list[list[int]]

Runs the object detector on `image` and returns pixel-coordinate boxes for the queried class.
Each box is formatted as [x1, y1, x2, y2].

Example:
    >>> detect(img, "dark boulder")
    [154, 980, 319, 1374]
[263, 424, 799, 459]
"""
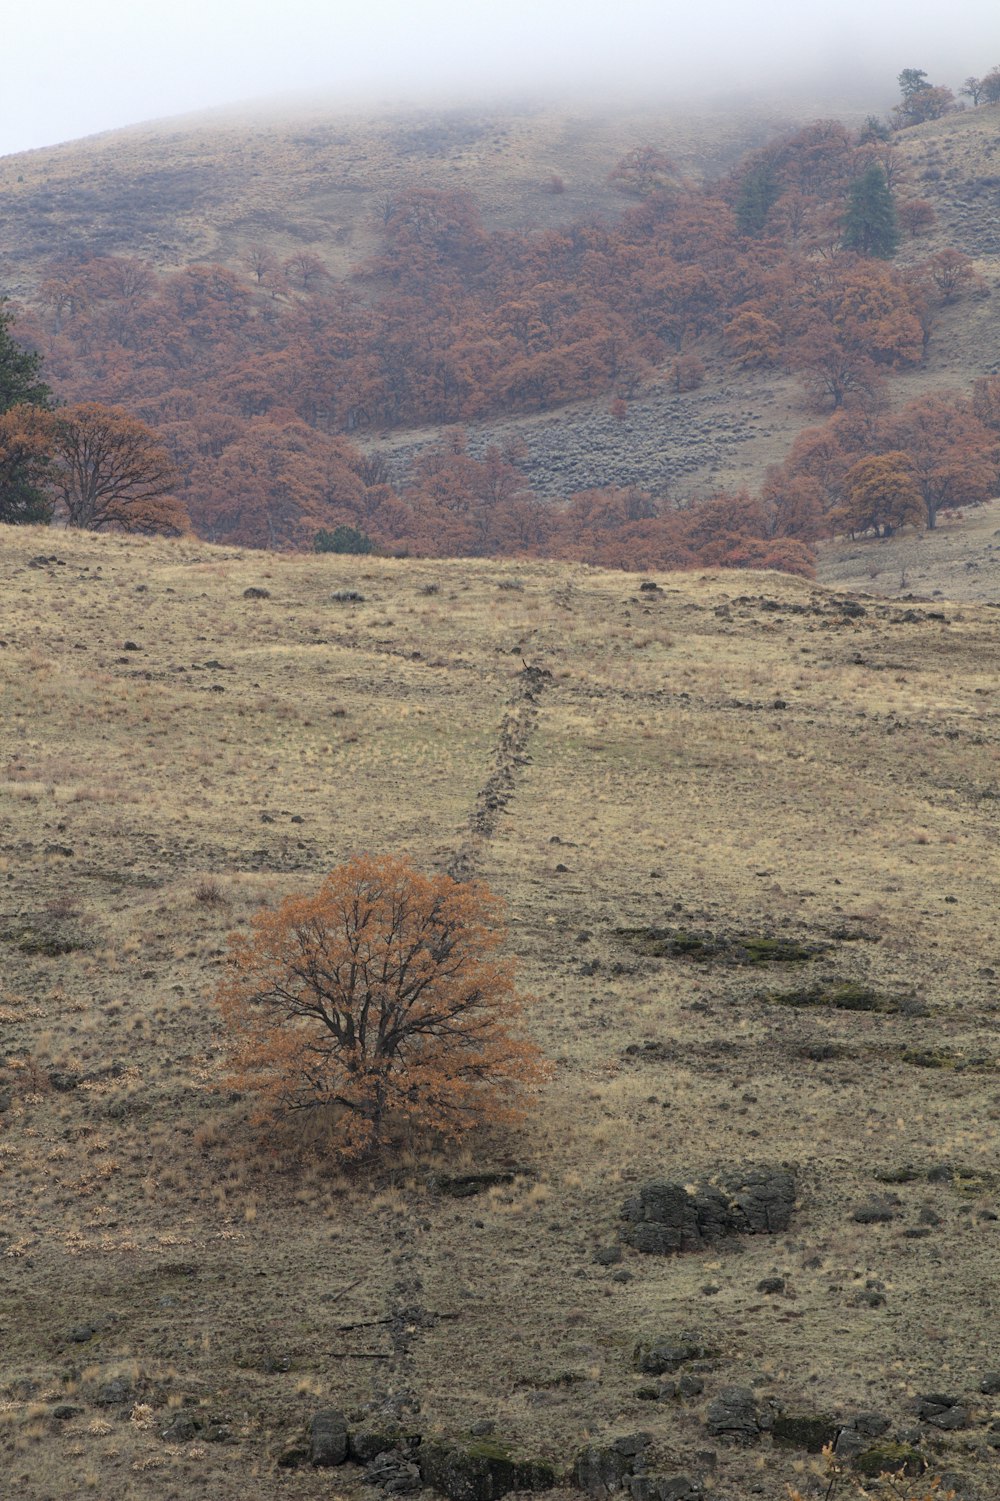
[622, 1166, 795, 1253]
[705, 1387, 768, 1443]
[418, 1439, 555, 1501]
[309, 1408, 349, 1467]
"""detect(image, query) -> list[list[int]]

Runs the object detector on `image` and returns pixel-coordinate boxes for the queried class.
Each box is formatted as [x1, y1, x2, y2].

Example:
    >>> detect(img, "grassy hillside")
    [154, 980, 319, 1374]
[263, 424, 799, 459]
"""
[3, 524, 999, 1498]
[2, 97, 999, 510]
[0, 96, 856, 292]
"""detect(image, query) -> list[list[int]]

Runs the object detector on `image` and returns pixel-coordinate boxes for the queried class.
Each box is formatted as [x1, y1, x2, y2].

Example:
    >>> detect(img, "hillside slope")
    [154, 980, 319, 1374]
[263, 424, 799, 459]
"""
[2, 526, 999, 1499]
[2, 97, 999, 511]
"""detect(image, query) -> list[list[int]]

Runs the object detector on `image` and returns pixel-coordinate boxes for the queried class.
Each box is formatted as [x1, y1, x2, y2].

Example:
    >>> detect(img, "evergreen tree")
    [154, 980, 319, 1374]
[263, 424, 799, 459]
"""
[0, 302, 51, 414]
[842, 164, 899, 258]
[735, 163, 781, 236]
[0, 302, 54, 524]
[314, 524, 374, 554]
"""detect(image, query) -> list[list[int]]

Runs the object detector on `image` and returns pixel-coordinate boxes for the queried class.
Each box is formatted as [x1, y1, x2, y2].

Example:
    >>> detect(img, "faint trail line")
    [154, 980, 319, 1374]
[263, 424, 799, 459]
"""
[446, 664, 552, 883]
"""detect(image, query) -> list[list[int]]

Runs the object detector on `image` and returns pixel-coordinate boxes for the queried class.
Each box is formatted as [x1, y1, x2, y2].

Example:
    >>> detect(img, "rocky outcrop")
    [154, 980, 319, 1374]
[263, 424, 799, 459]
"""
[621, 1165, 796, 1254]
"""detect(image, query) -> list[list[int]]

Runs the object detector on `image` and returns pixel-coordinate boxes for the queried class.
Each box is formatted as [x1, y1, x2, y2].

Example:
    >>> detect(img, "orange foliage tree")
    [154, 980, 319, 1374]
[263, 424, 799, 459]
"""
[215, 855, 549, 1158]
[51, 402, 187, 533]
[841, 451, 925, 537]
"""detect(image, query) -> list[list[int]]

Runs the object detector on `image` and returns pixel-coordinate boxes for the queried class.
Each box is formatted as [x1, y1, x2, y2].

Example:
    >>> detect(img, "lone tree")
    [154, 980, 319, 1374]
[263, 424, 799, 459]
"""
[51, 402, 187, 533]
[215, 854, 549, 1158]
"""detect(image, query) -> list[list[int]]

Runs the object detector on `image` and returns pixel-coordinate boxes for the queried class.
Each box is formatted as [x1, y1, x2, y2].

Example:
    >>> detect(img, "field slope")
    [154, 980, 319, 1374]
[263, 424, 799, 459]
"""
[2, 527, 999, 1498]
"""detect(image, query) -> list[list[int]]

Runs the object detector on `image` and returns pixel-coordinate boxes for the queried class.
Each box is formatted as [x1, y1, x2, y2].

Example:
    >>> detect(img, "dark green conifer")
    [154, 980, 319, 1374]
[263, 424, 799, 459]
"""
[842, 164, 899, 258]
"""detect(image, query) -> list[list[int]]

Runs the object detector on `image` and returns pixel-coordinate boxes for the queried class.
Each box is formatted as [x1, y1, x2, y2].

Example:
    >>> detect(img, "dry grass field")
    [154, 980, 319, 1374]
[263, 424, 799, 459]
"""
[2, 523, 999, 1499]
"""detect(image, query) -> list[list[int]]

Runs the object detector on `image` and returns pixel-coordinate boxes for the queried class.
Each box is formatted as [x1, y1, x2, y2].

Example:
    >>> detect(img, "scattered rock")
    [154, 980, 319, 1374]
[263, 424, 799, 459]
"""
[594, 1245, 623, 1266]
[365, 1449, 423, 1493]
[628, 1477, 703, 1501]
[705, 1386, 768, 1443]
[349, 1426, 400, 1463]
[918, 1394, 969, 1430]
[756, 1277, 785, 1295]
[851, 1199, 899, 1224]
[979, 1373, 1000, 1395]
[622, 1165, 796, 1254]
[634, 1336, 714, 1375]
[418, 1438, 555, 1501]
[772, 1413, 839, 1452]
[309, 1408, 349, 1466]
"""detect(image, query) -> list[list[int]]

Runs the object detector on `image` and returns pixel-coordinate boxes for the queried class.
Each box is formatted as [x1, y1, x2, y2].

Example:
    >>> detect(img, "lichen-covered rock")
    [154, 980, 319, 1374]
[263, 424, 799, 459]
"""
[418, 1439, 555, 1501]
[772, 1414, 839, 1452]
[706, 1387, 768, 1443]
[309, 1408, 349, 1466]
[853, 1441, 925, 1478]
[622, 1166, 795, 1253]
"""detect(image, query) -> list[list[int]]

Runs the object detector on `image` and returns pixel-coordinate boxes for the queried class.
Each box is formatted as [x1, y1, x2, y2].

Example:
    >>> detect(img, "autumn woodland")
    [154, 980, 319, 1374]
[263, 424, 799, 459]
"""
[3, 80, 1000, 572]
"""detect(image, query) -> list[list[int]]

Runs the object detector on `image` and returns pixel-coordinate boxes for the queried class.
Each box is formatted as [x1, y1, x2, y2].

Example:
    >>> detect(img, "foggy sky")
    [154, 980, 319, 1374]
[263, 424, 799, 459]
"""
[2, 0, 998, 158]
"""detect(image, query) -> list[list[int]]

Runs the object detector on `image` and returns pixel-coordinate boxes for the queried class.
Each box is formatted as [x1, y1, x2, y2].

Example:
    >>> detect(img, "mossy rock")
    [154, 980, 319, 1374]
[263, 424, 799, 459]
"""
[853, 1441, 925, 1478]
[901, 1048, 958, 1069]
[2, 924, 91, 957]
[767, 982, 898, 1012]
[902, 1048, 993, 1072]
[615, 925, 820, 966]
[772, 1414, 840, 1451]
[736, 935, 815, 964]
[418, 1439, 555, 1501]
[874, 1165, 921, 1184]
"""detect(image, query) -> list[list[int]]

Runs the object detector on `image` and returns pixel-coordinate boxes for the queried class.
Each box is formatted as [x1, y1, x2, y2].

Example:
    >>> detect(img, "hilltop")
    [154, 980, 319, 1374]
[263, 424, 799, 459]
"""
[2, 523, 999, 1498]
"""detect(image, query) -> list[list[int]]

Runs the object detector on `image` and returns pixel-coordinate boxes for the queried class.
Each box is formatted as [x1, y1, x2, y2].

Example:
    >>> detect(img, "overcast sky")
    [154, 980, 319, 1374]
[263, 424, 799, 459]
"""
[2, 0, 997, 158]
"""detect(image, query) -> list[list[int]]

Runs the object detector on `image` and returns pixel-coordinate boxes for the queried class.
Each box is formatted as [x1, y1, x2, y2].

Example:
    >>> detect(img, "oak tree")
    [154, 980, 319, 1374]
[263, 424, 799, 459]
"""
[51, 402, 187, 533]
[215, 855, 549, 1159]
